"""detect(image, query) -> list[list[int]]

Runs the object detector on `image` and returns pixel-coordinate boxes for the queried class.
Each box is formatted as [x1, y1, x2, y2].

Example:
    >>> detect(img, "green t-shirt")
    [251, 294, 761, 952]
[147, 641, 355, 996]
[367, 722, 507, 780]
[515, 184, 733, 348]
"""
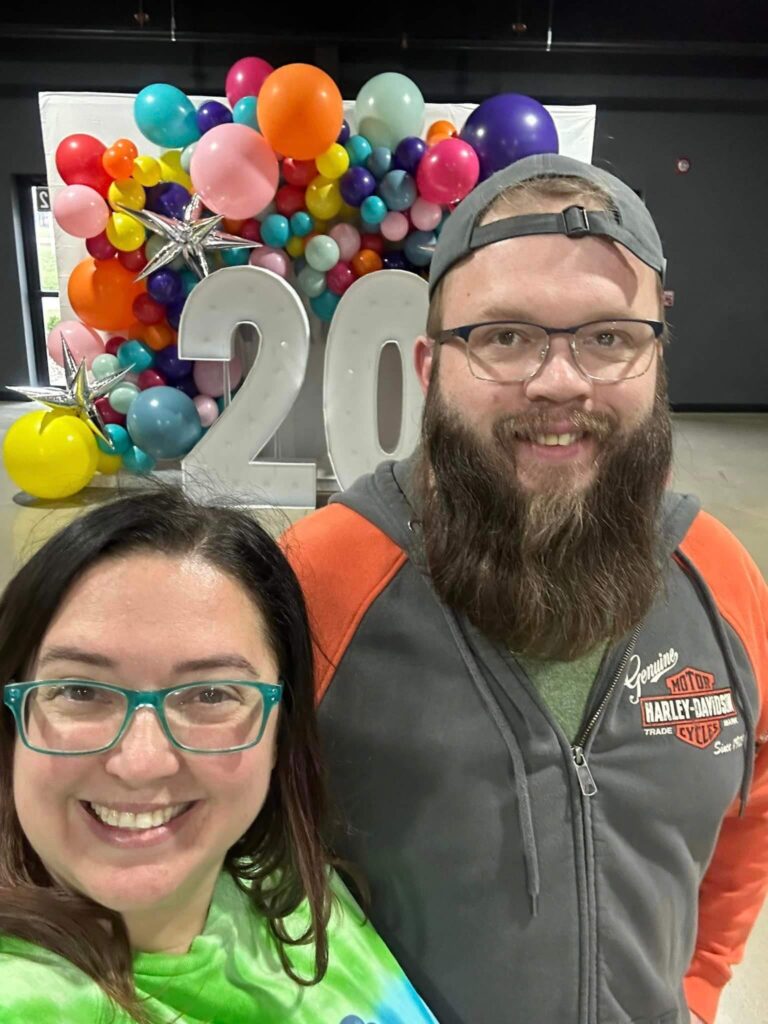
[516, 644, 607, 743]
[0, 871, 437, 1024]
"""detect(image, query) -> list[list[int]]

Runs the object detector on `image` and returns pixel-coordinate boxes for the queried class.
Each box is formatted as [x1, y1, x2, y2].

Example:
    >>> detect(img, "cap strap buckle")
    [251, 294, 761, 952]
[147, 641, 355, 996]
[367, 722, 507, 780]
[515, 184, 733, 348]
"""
[561, 205, 591, 237]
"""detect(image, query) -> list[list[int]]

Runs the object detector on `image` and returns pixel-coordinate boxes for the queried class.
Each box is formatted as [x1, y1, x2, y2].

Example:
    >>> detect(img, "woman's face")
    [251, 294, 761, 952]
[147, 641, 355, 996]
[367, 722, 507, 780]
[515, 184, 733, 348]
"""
[13, 551, 280, 922]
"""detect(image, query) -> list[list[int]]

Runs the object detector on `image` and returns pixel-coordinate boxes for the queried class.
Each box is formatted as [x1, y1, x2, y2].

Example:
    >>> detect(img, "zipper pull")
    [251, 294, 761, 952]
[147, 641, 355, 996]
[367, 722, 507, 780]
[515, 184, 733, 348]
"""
[572, 746, 598, 797]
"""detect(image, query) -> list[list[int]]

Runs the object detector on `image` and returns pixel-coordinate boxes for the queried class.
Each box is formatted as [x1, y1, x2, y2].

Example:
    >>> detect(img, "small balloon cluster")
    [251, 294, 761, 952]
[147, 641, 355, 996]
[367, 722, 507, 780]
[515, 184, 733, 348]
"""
[7, 57, 558, 499]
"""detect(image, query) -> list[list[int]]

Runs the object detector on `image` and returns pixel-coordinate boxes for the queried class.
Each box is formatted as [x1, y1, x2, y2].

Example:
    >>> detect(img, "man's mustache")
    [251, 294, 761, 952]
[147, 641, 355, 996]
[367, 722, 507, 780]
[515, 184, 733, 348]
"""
[494, 409, 617, 444]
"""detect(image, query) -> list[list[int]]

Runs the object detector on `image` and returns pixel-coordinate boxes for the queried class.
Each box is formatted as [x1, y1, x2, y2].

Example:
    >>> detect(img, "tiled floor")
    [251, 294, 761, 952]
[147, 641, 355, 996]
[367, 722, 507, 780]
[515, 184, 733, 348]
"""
[0, 402, 766, 1022]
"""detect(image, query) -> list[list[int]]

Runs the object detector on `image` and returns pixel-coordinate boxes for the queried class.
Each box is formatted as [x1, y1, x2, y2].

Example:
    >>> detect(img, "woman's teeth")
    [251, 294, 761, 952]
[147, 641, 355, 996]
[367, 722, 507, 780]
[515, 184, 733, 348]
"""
[88, 802, 189, 830]
[533, 432, 583, 447]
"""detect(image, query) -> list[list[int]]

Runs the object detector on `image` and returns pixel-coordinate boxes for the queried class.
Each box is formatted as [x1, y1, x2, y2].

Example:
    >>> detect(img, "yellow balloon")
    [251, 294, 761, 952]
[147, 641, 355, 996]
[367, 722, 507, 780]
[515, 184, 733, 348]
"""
[158, 150, 193, 190]
[132, 155, 161, 187]
[285, 235, 306, 258]
[315, 143, 350, 180]
[2, 410, 98, 500]
[96, 450, 122, 475]
[106, 211, 146, 252]
[108, 178, 146, 212]
[305, 176, 342, 221]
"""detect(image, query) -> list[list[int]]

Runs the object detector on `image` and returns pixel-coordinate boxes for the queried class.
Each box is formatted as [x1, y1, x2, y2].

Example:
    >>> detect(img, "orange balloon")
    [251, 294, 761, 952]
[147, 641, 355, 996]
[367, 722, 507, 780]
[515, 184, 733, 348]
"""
[351, 249, 383, 277]
[222, 217, 246, 234]
[141, 321, 177, 351]
[68, 258, 146, 331]
[427, 119, 458, 146]
[258, 64, 343, 161]
[102, 138, 139, 180]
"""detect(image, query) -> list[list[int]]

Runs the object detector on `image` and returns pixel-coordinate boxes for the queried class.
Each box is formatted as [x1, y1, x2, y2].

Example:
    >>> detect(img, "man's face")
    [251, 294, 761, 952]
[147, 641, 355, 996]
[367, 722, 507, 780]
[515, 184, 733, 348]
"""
[416, 213, 662, 494]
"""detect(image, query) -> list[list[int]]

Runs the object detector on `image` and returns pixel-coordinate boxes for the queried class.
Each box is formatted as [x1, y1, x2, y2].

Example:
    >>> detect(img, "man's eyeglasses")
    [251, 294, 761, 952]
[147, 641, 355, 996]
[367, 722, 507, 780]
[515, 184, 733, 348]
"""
[432, 319, 665, 384]
[3, 680, 283, 755]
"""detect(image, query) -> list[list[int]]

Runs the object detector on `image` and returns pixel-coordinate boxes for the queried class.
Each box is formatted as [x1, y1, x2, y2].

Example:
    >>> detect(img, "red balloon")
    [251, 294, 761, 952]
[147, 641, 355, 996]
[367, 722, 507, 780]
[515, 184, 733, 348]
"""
[133, 293, 166, 326]
[86, 231, 117, 261]
[326, 261, 355, 296]
[55, 134, 112, 197]
[275, 184, 306, 218]
[105, 335, 126, 357]
[239, 218, 262, 242]
[119, 246, 148, 273]
[360, 233, 384, 255]
[94, 396, 126, 426]
[282, 158, 316, 188]
[138, 369, 167, 390]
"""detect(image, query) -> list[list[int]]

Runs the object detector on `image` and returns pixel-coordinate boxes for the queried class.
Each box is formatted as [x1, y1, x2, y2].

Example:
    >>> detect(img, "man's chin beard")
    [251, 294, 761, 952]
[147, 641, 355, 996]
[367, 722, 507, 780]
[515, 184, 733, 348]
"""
[413, 374, 673, 661]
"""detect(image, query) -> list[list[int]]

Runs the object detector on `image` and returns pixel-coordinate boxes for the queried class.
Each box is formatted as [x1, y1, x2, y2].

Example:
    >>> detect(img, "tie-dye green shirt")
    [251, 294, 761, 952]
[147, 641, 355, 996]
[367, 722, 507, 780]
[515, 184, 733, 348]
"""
[0, 871, 437, 1024]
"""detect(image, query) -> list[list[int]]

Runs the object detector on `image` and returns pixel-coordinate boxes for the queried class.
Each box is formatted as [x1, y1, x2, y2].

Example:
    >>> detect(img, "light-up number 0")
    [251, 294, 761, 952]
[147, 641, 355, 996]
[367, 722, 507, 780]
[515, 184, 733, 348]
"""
[179, 265, 428, 505]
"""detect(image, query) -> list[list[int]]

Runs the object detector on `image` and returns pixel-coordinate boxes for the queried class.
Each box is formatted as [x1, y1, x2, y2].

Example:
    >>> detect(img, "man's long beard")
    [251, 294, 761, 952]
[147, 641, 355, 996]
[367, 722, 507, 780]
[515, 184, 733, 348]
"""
[413, 367, 673, 660]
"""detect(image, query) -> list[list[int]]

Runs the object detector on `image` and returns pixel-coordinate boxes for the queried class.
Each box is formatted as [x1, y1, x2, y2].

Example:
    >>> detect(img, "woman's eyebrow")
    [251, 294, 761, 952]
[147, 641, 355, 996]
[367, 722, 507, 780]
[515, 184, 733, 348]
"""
[36, 646, 116, 671]
[172, 654, 261, 675]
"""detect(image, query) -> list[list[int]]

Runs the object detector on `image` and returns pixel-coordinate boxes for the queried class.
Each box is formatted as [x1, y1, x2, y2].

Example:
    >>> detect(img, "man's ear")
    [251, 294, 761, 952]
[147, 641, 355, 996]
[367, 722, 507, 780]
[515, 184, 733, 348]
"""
[414, 335, 435, 396]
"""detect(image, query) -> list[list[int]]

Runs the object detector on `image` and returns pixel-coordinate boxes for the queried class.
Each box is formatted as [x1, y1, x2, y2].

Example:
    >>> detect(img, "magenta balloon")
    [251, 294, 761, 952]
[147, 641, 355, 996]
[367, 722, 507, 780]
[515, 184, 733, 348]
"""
[225, 56, 274, 106]
[190, 123, 279, 219]
[417, 138, 480, 206]
[47, 320, 105, 368]
[53, 184, 110, 238]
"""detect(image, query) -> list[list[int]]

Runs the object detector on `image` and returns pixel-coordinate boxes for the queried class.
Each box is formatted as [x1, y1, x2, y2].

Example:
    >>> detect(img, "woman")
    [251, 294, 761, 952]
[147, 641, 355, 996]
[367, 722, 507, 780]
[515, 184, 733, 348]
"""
[0, 487, 436, 1024]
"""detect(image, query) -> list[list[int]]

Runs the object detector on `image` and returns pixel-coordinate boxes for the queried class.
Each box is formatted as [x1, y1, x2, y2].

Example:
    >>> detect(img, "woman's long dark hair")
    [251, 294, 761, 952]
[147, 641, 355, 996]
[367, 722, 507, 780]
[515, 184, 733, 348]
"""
[0, 486, 332, 1023]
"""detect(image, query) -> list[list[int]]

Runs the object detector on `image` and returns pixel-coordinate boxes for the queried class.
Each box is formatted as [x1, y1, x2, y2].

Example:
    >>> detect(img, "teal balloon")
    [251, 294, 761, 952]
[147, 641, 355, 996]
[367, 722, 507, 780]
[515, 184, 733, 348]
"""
[179, 269, 198, 296]
[233, 96, 259, 130]
[134, 84, 201, 148]
[180, 141, 197, 174]
[109, 383, 140, 415]
[379, 170, 417, 212]
[126, 386, 203, 460]
[310, 290, 340, 322]
[297, 266, 326, 298]
[96, 423, 131, 456]
[117, 340, 154, 373]
[261, 214, 291, 249]
[355, 73, 426, 149]
[92, 353, 120, 380]
[290, 211, 313, 238]
[405, 229, 437, 267]
[221, 247, 251, 266]
[305, 235, 340, 273]
[123, 445, 156, 475]
[345, 135, 373, 167]
[360, 195, 387, 224]
[367, 147, 393, 179]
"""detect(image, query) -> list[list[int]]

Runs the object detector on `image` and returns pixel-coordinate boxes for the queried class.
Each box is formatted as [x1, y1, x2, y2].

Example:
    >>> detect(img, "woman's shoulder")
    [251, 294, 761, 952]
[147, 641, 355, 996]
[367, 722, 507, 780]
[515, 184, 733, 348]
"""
[0, 934, 110, 1023]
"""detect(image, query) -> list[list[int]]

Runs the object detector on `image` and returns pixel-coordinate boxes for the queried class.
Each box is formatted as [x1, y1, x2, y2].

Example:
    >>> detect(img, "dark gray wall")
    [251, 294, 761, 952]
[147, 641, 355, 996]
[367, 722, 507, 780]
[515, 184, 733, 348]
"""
[1, 40, 767, 405]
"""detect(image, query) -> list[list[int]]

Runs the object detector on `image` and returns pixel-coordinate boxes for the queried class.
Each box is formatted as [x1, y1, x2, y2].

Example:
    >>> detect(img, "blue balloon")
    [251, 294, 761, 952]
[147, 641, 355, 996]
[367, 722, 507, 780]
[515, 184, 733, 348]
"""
[151, 182, 190, 220]
[233, 97, 259, 130]
[459, 93, 559, 180]
[345, 135, 373, 167]
[310, 290, 341, 322]
[290, 211, 313, 238]
[166, 295, 187, 329]
[154, 344, 193, 383]
[360, 195, 387, 225]
[337, 119, 351, 145]
[117, 339, 154, 373]
[197, 100, 232, 134]
[134, 84, 200, 149]
[379, 170, 417, 212]
[96, 423, 131, 456]
[404, 230, 437, 267]
[394, 136, 427, 175]
[147, 268, 183, 305]
[173, 377, 199, 399]
[340, 167, 376, 207]
[367, 147, 393, 180]
[122, 445, 156, 475]
[127, 386, 203, 461]
[261, 214, 291, 249]
[382, 250, 408, 271]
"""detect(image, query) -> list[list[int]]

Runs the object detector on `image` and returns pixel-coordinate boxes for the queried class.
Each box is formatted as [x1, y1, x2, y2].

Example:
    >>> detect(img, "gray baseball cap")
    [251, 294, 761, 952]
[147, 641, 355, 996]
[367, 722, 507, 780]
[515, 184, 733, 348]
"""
[428, 153, 666, 295]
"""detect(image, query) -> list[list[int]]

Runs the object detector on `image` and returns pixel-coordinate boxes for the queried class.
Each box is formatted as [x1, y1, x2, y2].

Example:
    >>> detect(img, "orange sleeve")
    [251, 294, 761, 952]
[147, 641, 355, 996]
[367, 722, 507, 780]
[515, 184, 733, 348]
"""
[679, 511, 768, 1024]
[281, 504, 407, 702]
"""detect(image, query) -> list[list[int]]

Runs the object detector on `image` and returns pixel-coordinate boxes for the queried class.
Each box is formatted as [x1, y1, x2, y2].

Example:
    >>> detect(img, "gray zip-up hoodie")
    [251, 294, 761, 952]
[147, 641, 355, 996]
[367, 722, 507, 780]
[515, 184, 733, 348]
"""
[285, 459, 768, 1024]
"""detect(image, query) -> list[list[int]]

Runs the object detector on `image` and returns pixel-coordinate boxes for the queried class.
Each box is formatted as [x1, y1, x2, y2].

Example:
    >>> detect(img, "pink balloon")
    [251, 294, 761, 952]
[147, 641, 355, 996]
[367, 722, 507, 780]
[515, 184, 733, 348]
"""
[225, 56, 274, 106]
[410, 197, 443, 232]
[53, 185, 110, 238]
[193, 395, 220, 428]
[328, 223, 361, 263]
[249, 245, 290, 278]
[380, 211, 409, 242]
[46, 320, 105, 368]
[417, 138, 480, 206]
[192, 355, 243, 398]
[190, 123, 279, 219]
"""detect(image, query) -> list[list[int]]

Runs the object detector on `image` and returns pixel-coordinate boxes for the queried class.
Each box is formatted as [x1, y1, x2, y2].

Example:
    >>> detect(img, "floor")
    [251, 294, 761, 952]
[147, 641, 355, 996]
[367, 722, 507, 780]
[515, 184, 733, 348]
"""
[0, 403, 766, 1022]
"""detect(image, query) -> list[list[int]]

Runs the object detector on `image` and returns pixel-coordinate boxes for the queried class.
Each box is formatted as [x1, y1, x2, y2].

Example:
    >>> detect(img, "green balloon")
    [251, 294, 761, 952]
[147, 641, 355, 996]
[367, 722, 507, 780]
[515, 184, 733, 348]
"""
[297, 265, 327, 298]
[92, 353, 120, 380]
[355, 73, 426, 150]
[109, 383, 140, 415]
[305, 235, 340, 273]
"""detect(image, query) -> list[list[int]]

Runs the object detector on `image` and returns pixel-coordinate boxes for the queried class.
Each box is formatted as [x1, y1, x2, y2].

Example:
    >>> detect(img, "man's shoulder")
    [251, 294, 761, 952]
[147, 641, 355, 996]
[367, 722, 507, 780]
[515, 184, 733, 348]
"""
[679, 507, 765, 595]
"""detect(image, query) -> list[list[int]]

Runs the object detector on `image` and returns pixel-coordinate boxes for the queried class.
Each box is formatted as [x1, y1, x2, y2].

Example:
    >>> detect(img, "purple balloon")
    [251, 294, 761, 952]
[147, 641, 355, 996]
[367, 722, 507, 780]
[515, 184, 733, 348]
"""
[340, 166, 377, 207]
[147, 268, 183, 305]
[460, 93, 559, 181]
[394, 136, 427, 175]
[337, 119, 351, 145]
[197, 100, 233, 134]
[166, 295, 186, 330]
[173, 377, 199, 399]
[150, 182, 191, 219]
[382, 250, 409, 271]
[155, 344, 193, 382]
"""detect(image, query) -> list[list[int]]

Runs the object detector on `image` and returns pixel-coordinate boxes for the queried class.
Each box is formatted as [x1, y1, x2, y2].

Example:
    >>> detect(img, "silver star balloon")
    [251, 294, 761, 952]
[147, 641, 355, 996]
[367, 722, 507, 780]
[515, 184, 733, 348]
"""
[119, 193, 262, 282]
[7, 336, 134, 445]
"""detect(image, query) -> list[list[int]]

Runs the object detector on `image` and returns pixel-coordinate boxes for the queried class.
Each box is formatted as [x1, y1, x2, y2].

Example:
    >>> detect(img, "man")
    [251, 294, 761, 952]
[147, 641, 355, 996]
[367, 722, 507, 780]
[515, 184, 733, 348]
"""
[284, 154, 768, 1024]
